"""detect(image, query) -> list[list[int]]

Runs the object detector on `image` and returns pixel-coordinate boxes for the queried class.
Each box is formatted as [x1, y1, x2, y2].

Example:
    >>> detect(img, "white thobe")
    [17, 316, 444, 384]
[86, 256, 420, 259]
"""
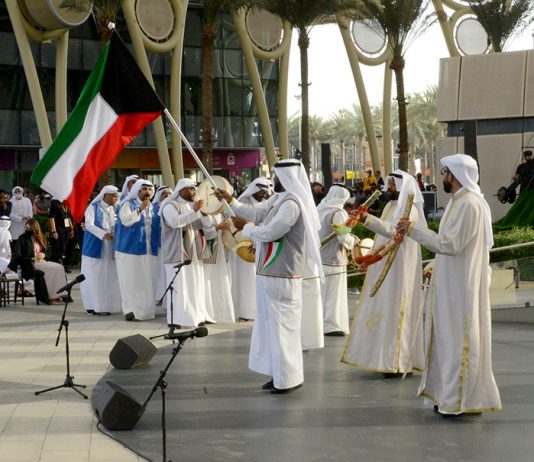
[301, 277, 324, 350]
[80, 202, 122, 313]
[322, 209, 356, 335]
[229, 195, 259, 320]
[342, 201, 425, 373]
[9, 198, 33, 240]
[234, 194, 304, 390]
[115, 200, 156, 321]
[202, 214, 235, 324]
[162, 199, 211, 327]
[408, 188, 502, 414]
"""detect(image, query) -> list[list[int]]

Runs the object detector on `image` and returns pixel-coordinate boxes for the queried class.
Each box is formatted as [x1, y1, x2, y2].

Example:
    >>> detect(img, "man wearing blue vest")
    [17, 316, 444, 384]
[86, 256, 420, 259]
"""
[115, 179, 158, 321]
[80, 185, 122, 316]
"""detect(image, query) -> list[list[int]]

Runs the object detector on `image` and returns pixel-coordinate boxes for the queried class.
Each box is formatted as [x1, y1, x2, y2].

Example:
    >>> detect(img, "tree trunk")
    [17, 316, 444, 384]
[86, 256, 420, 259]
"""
[298, 31, 311, 175]
[202, 27, 215, 174]
[390, 54, 409, 172]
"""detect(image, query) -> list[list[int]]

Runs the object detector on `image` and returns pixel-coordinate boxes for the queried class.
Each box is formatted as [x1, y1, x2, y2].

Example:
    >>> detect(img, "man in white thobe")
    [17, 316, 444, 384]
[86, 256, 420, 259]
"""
[397, 154, 502, 416]
[9, 186, 33, 244]
[342, 171, 425, 376]
[229, 177, 271, 321]
[160, 178, 214, 328]
[317, 184, 357, 336]
[115, 179, 157, 321]
[80, 185, 122, 315]
[201, 212, 235, 324]
[152, 186, 173, 305]
[219, 160, 323, 394]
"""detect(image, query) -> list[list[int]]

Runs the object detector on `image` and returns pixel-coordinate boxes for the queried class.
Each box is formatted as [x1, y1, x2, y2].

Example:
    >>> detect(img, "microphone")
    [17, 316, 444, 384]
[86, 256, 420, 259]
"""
[57, 274, 86, 294]
[174, 259, 192, 269]
[163, 326, 208, 341]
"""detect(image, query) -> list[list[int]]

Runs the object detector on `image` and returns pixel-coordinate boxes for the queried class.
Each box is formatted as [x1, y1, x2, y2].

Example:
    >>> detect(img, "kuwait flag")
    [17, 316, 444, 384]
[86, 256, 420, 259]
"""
[31, 33, 164, 222]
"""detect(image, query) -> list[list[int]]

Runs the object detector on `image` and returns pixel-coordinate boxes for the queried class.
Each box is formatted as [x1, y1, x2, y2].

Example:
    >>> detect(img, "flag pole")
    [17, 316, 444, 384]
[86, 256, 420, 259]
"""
[163, 108, 235, 216]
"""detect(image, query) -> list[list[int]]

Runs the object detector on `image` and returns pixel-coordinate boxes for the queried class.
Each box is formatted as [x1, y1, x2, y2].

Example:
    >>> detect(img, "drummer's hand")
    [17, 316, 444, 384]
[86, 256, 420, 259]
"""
[396, 218, 410, 236]
[216, 219, 231, 231]
[232, 216, 247, 231]
[192, 199, 204, 212]
[214, 188, 233, 203]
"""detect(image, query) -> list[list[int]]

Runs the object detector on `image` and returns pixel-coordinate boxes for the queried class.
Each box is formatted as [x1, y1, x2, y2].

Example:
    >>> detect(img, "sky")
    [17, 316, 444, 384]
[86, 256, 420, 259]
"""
[287, 21, 534, 118]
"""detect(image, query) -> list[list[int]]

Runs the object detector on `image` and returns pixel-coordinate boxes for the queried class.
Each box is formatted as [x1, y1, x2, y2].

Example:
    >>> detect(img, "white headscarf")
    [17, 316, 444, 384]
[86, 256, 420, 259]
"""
[316, 184, 350, 223]
[121, 175, 138, 198]
[272, 159, 323, 279]
[388, 170, 426, 229]
[441, 153, 493, 248]
[90, 185, 119, 205]
[127, 179, 154, 201]
[11, 186, 23, 195]
[238, 177, 272, 200]
[153, 186, 172, 205]
[159, 178, 197, 216]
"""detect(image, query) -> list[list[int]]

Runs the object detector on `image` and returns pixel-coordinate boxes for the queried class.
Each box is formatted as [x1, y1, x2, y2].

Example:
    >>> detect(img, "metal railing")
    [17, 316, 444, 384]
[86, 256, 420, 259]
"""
[347, 240, 534, 279]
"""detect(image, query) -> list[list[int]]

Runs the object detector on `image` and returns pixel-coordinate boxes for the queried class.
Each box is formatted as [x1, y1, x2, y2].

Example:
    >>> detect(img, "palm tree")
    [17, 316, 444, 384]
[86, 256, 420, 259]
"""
[60, 0, 120, 44]
[467, 0, 533, 52]
[198, 1, 250, 174]
[350, 0, 435, 171]
[250, 0, 362, 174]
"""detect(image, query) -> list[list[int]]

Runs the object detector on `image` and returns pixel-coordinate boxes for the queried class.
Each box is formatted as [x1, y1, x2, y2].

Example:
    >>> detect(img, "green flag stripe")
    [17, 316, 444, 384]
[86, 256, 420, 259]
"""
[31, 41, 111, 186]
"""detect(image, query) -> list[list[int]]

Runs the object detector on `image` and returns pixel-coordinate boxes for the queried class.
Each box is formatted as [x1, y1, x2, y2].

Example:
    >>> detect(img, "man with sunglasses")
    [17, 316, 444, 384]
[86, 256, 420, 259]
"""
[396, 154, 501, 417]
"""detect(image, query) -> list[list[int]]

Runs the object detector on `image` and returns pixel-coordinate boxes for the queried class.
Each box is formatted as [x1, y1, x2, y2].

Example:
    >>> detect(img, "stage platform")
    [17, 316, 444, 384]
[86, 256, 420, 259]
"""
[94, 325, 534, 462]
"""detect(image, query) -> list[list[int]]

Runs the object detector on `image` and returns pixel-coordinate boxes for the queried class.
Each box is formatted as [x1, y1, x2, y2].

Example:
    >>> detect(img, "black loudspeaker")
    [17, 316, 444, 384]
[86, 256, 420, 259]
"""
[321, 143, 333, 188]
[93, 380, 143, 430]
[109, 334, 157, 369]
[463, 120, 478, 160]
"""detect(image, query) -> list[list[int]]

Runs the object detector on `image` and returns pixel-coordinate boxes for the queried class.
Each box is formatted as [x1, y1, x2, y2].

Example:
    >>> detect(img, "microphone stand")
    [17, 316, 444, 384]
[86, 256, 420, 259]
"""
[150, 264, 184, 341]
[35, 285, 88, 399]
[138, 338, 187, 462]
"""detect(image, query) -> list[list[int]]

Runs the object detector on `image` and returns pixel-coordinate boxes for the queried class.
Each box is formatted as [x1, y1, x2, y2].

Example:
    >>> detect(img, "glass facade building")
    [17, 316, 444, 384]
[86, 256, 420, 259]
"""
[0, 4, 279, 189]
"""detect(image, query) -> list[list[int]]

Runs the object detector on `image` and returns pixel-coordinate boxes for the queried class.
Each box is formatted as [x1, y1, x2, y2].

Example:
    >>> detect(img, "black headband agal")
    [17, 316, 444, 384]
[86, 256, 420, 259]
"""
[389, 173, 403, 179]
[274, 161, 301, 168]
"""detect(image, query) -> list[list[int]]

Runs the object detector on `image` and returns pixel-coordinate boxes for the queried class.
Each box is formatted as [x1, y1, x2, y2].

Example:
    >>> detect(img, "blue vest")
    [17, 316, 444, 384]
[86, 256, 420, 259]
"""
[151, 203, 162, 256]
[82, 203, 107, 259]
[115, 200, 151, 255]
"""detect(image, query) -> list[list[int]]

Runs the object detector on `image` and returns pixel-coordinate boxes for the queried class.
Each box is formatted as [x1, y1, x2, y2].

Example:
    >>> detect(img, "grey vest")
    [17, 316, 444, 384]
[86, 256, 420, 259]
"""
[161, 201, 196, 264]
[319, 209, 348, 266]
[256, 195, 305, 278]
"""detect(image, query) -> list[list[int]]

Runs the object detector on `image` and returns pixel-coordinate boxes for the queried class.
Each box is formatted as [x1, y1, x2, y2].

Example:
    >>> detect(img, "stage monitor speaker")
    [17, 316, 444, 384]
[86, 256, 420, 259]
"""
[321, 143, 333, 188]
[109, 334, 157, 369]
[93, 381, 143, 431]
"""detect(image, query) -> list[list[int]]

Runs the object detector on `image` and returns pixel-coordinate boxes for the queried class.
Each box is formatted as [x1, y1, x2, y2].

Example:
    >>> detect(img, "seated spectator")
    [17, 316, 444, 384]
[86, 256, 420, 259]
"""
[0, 191, 12, 217]
[5, 218, 67, 304]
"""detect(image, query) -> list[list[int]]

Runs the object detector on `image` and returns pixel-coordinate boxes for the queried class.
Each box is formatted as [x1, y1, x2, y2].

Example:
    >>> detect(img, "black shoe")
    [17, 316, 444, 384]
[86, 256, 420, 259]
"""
[198, 322, 206, 327]
[324, 331, 345, 337]
[382, 372, 404, 378]
[93, 312, 110, 316]
[85, 309, 94, 316]
[270, 383, 303, 394]
[167, 323, 182, 329]
[239, 317, 253, 322]
[125, 312, 135, 321]
[204, 320, 216, 325]
[262, 379, 274, 390]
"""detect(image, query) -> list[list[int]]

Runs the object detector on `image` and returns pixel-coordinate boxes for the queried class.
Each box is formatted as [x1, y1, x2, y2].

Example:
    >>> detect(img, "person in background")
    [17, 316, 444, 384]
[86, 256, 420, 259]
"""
[9, 186, 33, 248]
[119, 174, 139, 201]
[0, 191, 12, 217]
[311, 182, 325, 205]
[416, 172, 425, 191]
[376, 170, 384, 188]
[48, 198, 74, 271]
[363, 170, 377, 191]
[6, 218, 67, 304]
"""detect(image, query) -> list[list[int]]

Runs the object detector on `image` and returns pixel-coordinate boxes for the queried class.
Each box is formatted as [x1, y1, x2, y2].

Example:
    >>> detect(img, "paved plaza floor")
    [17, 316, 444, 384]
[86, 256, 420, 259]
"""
[0, 271, 533, 462]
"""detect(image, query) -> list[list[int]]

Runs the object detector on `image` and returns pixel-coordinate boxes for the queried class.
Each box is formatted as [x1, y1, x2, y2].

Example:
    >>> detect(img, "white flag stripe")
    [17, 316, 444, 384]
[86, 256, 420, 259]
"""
[41, 94, 118, 200]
